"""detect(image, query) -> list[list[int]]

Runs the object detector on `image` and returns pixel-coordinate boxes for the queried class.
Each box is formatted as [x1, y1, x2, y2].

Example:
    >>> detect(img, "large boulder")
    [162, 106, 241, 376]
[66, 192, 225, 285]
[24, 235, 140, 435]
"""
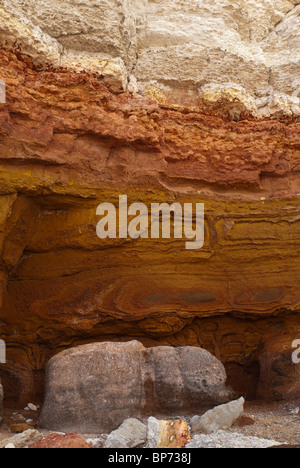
[39, 341, 230, 433]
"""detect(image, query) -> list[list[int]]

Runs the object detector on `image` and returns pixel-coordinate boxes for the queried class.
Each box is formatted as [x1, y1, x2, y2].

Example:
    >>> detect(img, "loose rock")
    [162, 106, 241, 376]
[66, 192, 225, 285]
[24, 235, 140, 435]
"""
[104, 419, 147, 448]
[191, 397, 245, 434]
[146, 417, 191, 449]
[0, 430, 42, 449]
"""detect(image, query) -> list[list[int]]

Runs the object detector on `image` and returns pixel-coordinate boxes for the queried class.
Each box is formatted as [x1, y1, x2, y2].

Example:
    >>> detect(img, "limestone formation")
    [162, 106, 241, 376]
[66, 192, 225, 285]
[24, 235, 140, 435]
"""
[1, 0, 300, 116]
[39, 341, 230, 433]
[0, 0, 299, 407]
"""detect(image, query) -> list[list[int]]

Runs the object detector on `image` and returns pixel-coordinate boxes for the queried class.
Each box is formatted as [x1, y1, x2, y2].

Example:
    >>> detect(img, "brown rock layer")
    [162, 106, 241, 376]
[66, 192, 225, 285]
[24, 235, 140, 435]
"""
[0, 50, 299, 404]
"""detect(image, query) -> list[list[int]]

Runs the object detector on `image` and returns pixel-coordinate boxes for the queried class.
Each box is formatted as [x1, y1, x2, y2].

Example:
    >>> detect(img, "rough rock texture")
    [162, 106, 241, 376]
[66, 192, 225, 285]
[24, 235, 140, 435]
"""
[186, 431, 281, 449]
[39, 341, 230, 433]
[257, 338, 300, 401]
[28, 433, 91, 449]
[0, 429, 42, 448]
[191, 397, 245, 434]
[0, 0, 299, 407]
[146, 417, 191, 449]
[2, 0, 300, 116]
[104, 419, 147, 449]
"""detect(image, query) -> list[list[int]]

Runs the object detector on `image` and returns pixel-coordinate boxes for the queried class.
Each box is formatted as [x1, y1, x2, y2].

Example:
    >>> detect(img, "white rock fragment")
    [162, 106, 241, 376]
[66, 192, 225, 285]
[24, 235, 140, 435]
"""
[104, 419, 147, 448]
[191, 397, 245, 434]
[28, 403, 37, 411]
[5, 443, 16, 449]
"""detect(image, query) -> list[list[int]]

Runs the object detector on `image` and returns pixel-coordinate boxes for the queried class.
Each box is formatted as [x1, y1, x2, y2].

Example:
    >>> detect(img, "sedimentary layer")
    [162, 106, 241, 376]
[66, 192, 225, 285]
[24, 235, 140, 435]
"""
[0, 1, 299, 405]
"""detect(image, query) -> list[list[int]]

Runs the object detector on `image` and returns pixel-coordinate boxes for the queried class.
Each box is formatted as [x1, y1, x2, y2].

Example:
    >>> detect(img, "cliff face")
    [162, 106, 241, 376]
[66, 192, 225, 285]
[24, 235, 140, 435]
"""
[0, 0, 300, 405]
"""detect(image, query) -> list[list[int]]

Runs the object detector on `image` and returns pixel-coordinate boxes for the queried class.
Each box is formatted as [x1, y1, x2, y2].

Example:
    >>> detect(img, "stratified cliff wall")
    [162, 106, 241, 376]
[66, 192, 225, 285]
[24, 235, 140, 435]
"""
[0, 0, 299, 405]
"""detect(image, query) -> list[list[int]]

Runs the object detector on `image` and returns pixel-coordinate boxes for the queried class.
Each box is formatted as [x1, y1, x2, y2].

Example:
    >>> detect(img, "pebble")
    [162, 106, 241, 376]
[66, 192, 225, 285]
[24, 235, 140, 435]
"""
[28, 403, 37, 411]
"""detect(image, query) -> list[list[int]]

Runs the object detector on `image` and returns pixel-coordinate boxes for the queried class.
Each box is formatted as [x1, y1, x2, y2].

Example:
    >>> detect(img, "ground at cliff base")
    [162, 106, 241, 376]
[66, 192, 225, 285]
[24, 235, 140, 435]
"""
[0, 402, 300, 448]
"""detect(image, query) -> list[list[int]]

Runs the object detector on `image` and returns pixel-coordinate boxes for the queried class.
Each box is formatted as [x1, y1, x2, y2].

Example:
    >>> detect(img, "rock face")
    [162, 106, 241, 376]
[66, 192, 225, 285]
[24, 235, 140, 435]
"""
[39, 341, 230, 433]
[191, 397, 245, 434]
[0, 0, 299, 406]
[1, 0, 300, 116]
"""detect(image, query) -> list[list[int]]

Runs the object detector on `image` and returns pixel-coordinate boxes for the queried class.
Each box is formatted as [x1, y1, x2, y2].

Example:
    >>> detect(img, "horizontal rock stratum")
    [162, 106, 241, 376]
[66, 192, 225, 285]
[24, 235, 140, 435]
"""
[39, 341, 230, 433]
[0, 0, 299, 406]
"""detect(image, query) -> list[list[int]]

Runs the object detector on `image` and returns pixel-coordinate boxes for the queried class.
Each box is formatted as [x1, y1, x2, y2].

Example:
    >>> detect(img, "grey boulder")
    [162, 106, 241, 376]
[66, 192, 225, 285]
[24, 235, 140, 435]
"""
[40, 340, 230, 433]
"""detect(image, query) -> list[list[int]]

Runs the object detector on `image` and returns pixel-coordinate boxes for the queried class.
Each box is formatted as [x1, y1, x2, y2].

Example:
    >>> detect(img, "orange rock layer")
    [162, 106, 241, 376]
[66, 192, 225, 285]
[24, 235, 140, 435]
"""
[0, 50, 300, 405]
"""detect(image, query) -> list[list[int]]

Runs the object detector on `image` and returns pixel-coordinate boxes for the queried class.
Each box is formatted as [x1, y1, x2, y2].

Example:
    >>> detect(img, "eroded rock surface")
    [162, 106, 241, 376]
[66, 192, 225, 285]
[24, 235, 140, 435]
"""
[0, 0, 299, 406]
[39, 341, 230, 433]
[1, 0, 300, 116]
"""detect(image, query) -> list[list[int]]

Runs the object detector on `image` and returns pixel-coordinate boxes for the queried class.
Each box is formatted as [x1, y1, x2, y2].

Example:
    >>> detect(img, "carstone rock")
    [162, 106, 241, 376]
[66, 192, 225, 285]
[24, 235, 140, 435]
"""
[191, 397, 245, 434]
[186, 431, 281, 449]
[0, 430, 42, 449]
[104, 419, 147, 448]
[29, 433, 91, 449]
[146, 417, 191, 449]
[39, 341, 230, 433]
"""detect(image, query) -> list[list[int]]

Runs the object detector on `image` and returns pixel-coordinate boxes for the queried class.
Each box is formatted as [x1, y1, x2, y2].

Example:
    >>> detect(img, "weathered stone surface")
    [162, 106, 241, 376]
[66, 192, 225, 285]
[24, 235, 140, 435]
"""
[1, 0, 300, 116]
[39, 341, 230, 433]
[29, 433, 91, 449]
[104, 419, 147, 448]
[257, 337, 300, 401]
[0, 1, 299, 408]
[0, 429, 42, 448]
[146, 417, 191, 449]
[191, 397, 245, 434]
[186, 431, 281, 449]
